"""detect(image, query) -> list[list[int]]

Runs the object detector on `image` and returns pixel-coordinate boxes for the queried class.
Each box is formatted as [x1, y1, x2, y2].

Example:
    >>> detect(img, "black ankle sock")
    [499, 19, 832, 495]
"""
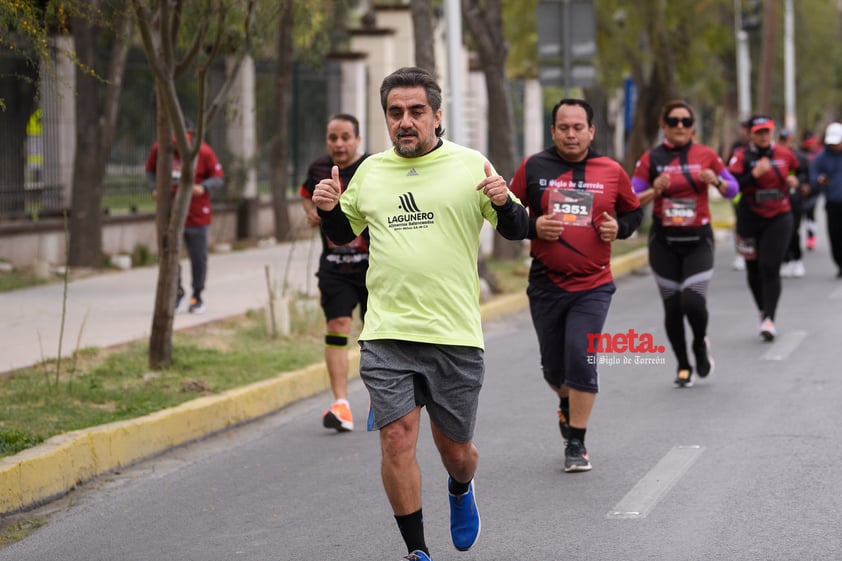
[569, 426, 587, 443]
[448, 477, 470, 495]
[395, 509, 427, 555]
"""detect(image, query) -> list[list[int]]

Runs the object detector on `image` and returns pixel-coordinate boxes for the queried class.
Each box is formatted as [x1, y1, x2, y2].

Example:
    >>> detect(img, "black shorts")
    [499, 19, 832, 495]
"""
[318, 270, 368, 321]
[648, 224, 714, 286]
[527, 282, 615, 393]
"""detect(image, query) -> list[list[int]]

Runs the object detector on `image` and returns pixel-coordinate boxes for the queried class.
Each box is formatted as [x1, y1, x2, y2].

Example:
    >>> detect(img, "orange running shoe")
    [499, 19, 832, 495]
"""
[322, 400, 354, 432]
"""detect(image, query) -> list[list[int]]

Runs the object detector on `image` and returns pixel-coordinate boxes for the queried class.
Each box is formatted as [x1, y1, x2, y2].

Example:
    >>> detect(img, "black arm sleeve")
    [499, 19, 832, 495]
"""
[527, 215, 539, 239]
[317, 205, 357, 245]
[616, 207, 644, 240]
[734, 170, 754, 190]
[492, 196, 530, 240]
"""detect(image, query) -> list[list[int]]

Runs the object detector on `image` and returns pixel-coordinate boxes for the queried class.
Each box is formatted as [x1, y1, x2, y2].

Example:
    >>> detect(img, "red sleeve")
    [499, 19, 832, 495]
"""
[199, 143, 224, 179]
[632, 151, 652, 182]
[614, 165, 640, 214]
[145, 143, 159, 173]
[708, 147, 725, 175]
[727, 147, 746, 174]
[509, 157, 529, 201]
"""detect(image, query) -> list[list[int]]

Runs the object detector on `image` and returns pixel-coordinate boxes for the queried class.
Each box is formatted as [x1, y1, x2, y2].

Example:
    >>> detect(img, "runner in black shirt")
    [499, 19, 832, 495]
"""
[300, 114, 370, 432]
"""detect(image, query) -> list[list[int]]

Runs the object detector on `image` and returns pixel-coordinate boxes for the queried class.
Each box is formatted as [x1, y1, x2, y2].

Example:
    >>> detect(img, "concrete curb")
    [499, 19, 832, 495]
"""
[0, 248, 649, 516]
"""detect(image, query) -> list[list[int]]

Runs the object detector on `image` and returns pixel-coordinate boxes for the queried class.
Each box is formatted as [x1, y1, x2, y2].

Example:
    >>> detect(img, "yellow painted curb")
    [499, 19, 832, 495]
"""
[0, 354, 360, 516]
[0, 249, 651, 516]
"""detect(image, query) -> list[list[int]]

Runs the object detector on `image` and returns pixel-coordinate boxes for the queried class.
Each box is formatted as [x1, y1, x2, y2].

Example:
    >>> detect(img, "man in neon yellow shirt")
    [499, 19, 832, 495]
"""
[313, 67, 528, 561]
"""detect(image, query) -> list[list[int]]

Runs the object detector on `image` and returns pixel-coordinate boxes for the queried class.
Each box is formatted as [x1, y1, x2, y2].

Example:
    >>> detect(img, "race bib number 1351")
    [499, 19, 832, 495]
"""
[548, 189, 594, 227]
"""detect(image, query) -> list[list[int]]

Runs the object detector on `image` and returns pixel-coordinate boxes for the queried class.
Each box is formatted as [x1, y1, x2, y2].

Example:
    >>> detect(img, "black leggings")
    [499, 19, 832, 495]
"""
[736, 209, 793, 321]
[648, 226, 714, 370]
[785, 195, 803, 262]
[827, 201, 842, 272]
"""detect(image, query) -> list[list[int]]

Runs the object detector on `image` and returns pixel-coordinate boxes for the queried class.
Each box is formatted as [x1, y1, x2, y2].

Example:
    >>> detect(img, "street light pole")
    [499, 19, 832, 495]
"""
[562, 0, 571, 96]
[783, 0, 796, 131]
[445, 0, 465, 145]
[735, 0, 752, 121]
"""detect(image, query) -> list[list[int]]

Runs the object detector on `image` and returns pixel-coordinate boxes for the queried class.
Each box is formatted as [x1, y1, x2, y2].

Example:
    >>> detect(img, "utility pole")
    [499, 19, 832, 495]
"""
[445, 0, 465, 145]
[735, 0, 752, 121]
[757, 0, 778, 114]
[562, 0, 571, 96]
[783, 0, 796, 131]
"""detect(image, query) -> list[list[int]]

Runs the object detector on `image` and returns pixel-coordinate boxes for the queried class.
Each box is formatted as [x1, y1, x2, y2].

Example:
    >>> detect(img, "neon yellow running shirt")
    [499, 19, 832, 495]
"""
[340, 140, 506, 349]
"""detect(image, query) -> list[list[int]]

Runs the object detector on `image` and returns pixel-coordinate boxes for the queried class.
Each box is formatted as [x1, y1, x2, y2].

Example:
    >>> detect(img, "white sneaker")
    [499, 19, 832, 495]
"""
[732, 255, 746, 271]
[780, 262, 793, 278]
[791, 260, 805, 278]
[760, 317, 776, 342]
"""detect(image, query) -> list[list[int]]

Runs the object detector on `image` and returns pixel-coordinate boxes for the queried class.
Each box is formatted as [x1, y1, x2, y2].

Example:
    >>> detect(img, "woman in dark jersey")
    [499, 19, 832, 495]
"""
[728, 114, 800, 343]
[633, 100, 738, 388]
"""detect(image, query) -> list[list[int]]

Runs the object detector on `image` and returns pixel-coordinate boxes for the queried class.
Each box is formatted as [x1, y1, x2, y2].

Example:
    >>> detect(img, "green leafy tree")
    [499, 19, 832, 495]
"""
[595, 0, 733, 169]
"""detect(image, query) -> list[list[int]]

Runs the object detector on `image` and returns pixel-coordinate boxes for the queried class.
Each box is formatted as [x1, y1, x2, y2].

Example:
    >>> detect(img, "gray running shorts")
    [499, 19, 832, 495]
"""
[360, 339, 484, 443]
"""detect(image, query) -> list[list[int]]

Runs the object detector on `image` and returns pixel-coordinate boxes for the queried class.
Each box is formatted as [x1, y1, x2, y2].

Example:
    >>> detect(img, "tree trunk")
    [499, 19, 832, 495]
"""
[270, 1, 294, 242]
[462, 0, 522, 261]
[410, 0, 436, 75]
[68, 9, 131, 268]
[68, 18, 103, 268]
[148, 86, 177, 369]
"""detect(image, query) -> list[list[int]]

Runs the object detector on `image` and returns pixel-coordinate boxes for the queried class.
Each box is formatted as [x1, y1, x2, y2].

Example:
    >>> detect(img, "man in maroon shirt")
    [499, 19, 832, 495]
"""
[509, 98, 642, 473]
[146, 119, 224, 313]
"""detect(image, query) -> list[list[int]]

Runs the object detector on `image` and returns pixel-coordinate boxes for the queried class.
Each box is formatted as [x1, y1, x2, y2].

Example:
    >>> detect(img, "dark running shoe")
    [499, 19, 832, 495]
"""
[674, 368, 694, 388]
[694, 337, 714, 378]
[557, 407, 571, 442]
[564, 438, 592, 472]
[175, 287, 186, 312]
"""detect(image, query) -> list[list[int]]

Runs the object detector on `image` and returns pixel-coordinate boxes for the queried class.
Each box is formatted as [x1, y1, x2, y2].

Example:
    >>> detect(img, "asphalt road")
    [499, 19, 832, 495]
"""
[3, 230, 842, 561]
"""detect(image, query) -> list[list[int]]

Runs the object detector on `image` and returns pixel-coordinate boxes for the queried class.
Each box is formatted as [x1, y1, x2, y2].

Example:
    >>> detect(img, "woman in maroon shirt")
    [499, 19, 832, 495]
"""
[633, 100, 738, 388]
[728, 114, 800, 342]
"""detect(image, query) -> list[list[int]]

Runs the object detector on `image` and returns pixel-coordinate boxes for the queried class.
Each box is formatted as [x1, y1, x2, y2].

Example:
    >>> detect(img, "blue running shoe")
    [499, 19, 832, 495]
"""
[448, 478, 481, 551]
[402, 551, 432, 561]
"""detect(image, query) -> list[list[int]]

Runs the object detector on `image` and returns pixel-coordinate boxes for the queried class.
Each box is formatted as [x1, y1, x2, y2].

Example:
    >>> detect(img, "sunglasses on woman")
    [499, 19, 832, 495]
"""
[665, 116, 694, 128]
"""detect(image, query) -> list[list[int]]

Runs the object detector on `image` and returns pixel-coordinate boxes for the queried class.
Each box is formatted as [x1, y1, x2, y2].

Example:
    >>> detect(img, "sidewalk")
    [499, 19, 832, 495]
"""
[0, 235, 325, 375]
[0, 238, 649, 515]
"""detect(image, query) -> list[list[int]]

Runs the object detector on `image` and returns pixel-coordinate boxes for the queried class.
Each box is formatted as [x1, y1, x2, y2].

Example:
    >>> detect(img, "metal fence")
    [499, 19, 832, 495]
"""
[1, 48, 337, 219]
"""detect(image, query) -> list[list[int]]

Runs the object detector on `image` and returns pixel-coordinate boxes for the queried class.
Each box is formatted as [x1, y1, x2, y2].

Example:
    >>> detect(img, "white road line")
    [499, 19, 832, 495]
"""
[607, 445, 704, 519]
[761, 330, 808, 361]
